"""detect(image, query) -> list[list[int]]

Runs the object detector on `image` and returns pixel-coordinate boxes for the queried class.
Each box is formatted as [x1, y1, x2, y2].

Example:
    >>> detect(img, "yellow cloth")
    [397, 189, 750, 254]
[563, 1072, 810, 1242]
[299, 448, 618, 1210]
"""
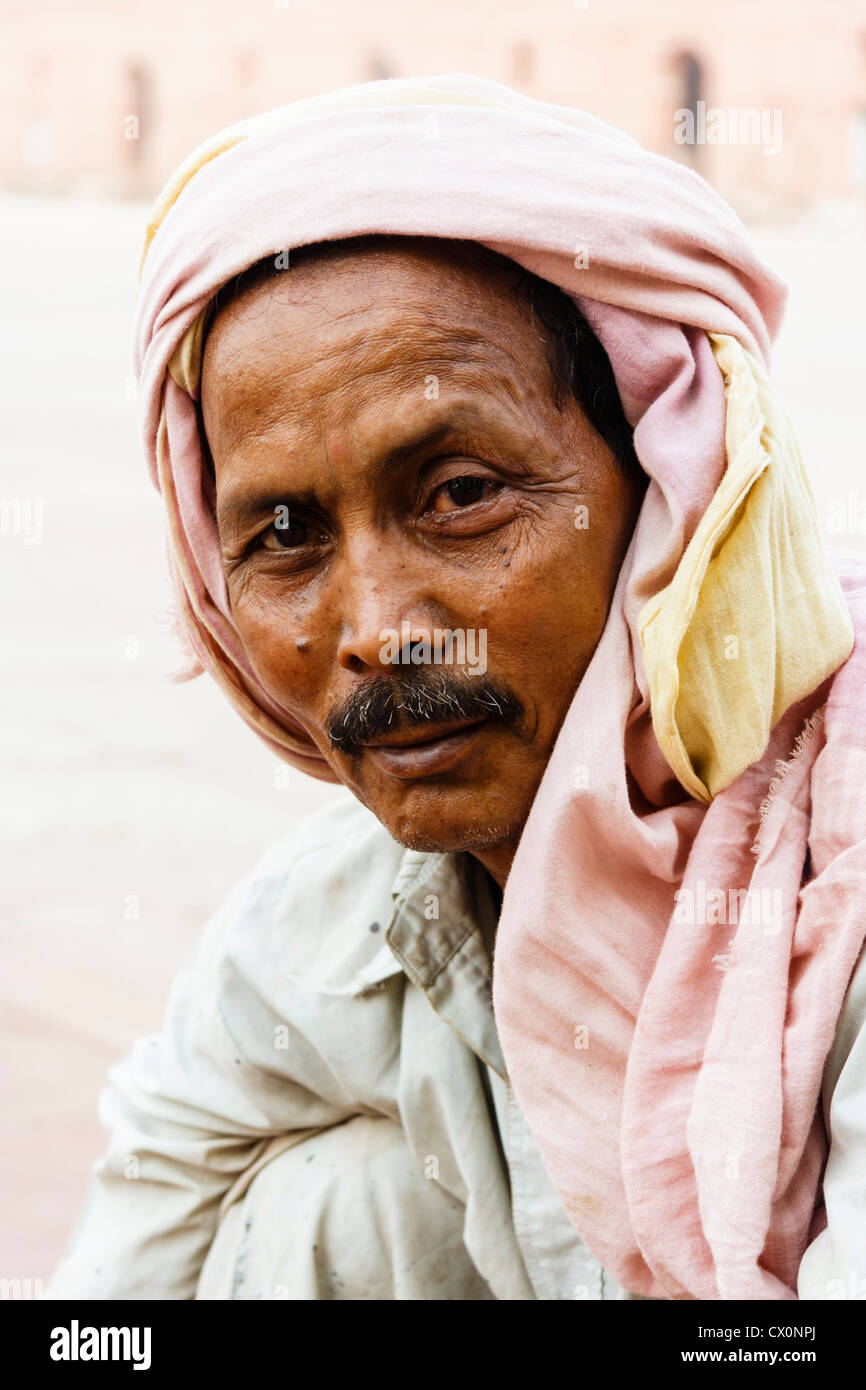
[638, 332, 854, 803]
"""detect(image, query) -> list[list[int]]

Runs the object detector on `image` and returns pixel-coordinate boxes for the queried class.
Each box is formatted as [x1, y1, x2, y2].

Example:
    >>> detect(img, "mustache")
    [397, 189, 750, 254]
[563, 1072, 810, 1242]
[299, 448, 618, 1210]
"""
[325, 668, 525, 756]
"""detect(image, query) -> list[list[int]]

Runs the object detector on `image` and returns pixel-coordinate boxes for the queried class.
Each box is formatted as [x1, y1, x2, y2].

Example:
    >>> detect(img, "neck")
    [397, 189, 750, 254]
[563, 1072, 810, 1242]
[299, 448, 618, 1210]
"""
[471, 841, 516, 895]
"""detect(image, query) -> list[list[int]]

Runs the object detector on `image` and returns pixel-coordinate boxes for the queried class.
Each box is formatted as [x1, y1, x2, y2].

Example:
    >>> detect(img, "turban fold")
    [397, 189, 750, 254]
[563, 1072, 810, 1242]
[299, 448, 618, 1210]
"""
[136, 73, 866, 1298]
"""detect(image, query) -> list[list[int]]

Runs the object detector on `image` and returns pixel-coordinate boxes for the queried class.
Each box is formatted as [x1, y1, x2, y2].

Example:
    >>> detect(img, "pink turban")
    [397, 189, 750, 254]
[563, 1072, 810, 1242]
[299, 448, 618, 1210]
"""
[136, 73, 866, 1298]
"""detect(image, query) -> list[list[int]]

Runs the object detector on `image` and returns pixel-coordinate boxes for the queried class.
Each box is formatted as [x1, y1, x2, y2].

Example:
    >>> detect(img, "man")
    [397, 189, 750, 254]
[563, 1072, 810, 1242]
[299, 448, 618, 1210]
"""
[47, 74, 866, 1300]
[201, 234, 643, 886]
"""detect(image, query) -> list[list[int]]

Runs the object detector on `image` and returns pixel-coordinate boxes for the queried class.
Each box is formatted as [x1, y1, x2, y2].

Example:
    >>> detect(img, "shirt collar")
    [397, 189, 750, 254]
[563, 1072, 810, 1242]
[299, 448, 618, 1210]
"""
[385, 847, 506, 1079]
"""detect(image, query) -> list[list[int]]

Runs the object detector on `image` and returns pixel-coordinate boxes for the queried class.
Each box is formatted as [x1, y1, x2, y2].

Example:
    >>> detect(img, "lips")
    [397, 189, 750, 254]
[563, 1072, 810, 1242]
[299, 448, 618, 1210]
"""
[360, 717, 490, 778]
[361, 717, 487, 750]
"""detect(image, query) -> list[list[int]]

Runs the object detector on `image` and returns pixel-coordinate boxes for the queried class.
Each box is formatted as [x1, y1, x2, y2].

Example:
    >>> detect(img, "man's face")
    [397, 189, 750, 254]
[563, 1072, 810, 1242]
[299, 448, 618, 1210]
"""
[202, 241, 641, 886]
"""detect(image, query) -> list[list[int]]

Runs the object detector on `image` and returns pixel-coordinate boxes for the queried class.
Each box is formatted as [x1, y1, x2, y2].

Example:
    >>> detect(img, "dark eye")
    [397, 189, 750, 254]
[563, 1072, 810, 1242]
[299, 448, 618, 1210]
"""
[262, 509, 323, 551]
[272, 515, 307, 548]
[430, 476, 500, 514]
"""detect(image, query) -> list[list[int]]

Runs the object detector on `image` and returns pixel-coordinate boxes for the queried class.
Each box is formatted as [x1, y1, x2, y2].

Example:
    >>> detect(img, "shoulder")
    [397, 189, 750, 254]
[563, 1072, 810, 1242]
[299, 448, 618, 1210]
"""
[211, 790, 410, 1004]
[245, 788, 405, 889]
[240, 789, 408, 917]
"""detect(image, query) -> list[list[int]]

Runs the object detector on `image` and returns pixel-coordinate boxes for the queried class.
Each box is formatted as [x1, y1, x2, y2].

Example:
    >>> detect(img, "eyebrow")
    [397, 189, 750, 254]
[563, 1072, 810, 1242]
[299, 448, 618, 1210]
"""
[215, 406, 517, 532]
[376, 419, 458, 477]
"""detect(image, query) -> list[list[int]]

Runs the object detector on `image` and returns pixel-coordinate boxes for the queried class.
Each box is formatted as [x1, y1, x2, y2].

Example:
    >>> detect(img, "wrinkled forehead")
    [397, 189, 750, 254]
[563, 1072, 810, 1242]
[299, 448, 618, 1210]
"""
[199, 234, 540, 387]
[206, 240, 536, 388]
[197, 235, 572, 478]
[207, 305, 576, 546]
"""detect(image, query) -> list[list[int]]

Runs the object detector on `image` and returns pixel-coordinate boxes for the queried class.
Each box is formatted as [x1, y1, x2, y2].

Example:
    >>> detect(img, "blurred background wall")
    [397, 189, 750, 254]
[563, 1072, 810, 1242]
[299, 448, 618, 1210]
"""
[4, 0, 866, 214]
[2, 0, 865, 1294]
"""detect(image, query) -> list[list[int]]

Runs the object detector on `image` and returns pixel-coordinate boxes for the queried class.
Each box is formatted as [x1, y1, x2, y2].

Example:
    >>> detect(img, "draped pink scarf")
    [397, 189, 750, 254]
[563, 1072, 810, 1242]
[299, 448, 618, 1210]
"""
[134, 73, 866, 1298]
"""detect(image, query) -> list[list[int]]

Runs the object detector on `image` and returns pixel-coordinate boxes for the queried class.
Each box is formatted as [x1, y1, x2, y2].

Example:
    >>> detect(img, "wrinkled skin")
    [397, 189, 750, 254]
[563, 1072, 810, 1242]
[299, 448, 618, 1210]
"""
[202, 239, 643, 889]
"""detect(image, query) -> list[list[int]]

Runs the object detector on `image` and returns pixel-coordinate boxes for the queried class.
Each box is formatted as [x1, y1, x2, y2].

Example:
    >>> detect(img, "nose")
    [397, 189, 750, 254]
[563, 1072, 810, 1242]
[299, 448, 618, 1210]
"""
[332, 540, 439, 677]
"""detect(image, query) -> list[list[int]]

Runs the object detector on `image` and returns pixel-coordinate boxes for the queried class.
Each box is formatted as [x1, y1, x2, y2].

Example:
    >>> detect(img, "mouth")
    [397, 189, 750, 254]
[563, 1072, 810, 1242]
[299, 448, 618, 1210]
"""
[359, 717, 491, 778]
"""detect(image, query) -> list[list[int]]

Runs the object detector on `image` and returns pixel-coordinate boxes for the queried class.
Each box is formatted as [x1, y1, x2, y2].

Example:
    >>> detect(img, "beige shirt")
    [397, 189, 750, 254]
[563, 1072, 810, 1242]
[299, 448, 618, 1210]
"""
[46, 791, 866, 1301]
